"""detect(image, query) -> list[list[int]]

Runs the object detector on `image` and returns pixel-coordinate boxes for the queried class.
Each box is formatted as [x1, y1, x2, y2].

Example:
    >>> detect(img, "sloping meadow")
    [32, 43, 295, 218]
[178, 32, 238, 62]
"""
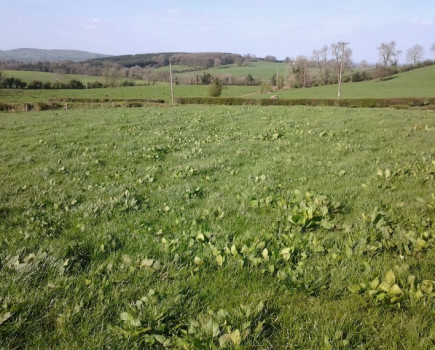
[0, 105, 434, 348]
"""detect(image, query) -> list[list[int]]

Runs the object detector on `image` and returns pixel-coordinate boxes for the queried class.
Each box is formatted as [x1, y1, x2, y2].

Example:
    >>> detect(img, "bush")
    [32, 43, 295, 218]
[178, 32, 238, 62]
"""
[0, 102, 13, 111]
[70, 80, 85, 89]
[125, 101, 143, 108]
[28, 80, 43, 89]
[88, 81, 104, 88]
[351, 72, 362, 82]
[120, 80, 135, 87]
[208, 79, 223, 97]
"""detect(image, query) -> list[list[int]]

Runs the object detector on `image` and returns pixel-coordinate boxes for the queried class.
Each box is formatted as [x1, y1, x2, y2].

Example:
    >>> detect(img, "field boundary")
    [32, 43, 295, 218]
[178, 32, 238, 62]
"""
[0, 98, 165, 112]
[177, 97, 435, 108]
[2, 96, 435, 112]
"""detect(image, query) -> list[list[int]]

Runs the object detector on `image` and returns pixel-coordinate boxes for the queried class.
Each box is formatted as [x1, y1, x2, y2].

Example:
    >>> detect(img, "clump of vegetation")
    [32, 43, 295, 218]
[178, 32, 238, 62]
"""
[207, 78, 223, 97]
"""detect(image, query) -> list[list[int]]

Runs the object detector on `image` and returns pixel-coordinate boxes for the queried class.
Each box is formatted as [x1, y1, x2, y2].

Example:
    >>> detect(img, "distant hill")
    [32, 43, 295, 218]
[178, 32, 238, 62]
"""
[87, 52, 248, 69]
[0, 48, 110, 62]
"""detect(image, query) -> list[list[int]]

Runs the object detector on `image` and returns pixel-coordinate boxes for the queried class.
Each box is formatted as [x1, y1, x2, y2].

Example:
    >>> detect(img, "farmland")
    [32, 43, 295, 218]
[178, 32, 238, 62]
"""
[0, 105, 434, 348]
[0, 84, 259, 104]
[1, 65, 435, 105]
[256, 65, 435, 100]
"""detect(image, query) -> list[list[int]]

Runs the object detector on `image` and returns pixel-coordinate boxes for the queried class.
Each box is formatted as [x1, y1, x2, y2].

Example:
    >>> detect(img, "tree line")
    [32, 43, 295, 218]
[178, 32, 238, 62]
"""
[0, 43, 434, 90]
[281, 41, 435, 89]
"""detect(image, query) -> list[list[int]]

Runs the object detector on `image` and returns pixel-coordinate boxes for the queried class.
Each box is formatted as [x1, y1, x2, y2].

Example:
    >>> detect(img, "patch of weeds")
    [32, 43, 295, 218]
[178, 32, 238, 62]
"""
[112, 295, 273, 348]
[349, 267, 435, 309]
[355, 207, 434, 256]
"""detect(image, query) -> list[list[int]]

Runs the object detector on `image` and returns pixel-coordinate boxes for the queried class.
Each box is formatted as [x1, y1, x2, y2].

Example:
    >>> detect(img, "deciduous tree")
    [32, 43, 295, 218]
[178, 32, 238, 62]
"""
[377, 41, 401, 67]
[289, 56, 311, 88]
[406, 44, 425, 66]
[311, 46, 330, 85]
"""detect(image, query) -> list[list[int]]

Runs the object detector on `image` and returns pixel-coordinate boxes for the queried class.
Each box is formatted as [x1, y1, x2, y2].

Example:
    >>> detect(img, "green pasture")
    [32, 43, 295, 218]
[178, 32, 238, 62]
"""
[2, 65, 434, 104]
[257, 65, 435, 99]
[0, 70, 105, 84]
[175, 61, 287, 80]
[0, 84, 259, 103]
[0, 105, 434, 348]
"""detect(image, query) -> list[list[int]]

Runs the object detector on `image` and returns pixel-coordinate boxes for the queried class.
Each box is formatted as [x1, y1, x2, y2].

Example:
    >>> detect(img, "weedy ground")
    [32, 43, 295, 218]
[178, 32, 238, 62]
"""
[0, 105, 434, 348]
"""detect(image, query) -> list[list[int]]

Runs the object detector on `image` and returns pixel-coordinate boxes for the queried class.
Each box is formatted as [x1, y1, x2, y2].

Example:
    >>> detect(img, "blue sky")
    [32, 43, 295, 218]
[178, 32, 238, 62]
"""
[1, 0, 434, 63]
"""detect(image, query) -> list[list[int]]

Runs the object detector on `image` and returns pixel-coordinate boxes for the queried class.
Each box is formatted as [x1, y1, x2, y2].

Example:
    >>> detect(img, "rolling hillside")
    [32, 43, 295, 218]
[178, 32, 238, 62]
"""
[0, 48, 110, 62]
[255, 65, 435, 99]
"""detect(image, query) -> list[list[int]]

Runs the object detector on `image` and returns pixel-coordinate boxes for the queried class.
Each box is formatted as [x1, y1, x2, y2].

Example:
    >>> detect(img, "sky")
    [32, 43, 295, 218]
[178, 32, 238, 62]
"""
[1, 0, 434, 64]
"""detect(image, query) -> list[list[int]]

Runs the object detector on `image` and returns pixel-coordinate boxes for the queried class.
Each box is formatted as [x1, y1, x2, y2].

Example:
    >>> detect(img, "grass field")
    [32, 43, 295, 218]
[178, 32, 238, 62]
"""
[1, 70, 105, 85]
[2, 65, 434, 105]
[256, 65, 435, 100]
[175, 61, 288, 80]
[0, 84, 259, 104]
[0, 105, 434, 348]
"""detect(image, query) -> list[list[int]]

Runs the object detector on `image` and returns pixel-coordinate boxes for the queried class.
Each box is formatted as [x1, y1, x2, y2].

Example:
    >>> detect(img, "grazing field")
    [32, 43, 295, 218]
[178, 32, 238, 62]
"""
[256, 65, 435, 100]
[2, 65, 435, 105]
[0, 84, 259, 104]
[174, 61, 287, 80]
[0, 105, 434, 348]
[0, 70, 105, 85]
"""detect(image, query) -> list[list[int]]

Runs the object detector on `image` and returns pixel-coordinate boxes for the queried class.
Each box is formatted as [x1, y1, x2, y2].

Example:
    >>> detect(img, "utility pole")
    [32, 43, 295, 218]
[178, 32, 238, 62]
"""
[337, 41, 349, 100]
[276, 69, 279, 90]
[169, 60, 174, 104]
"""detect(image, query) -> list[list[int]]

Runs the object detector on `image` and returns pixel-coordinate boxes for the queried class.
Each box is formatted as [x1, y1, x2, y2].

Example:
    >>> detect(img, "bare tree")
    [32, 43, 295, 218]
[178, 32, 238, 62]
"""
[101, 62, 122, 87]
[289, 55, 311, 88]
[265, 55, 277, 62]
[377, 41, 401, 67]
[311, 46, 329, 85]
[406, 44, 425, 66]
[360, 60, 369, 68]
[431, 43, 435, 56]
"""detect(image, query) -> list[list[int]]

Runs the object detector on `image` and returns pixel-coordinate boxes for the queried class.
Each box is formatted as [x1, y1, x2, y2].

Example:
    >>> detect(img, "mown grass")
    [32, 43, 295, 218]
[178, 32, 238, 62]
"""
[0, 105, 434, 348]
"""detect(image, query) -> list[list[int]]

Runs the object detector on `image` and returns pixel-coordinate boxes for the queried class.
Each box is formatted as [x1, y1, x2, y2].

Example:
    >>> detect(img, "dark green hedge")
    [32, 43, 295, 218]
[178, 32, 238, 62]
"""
[48, 98, 165, 104]
[176, 97, 435, 108]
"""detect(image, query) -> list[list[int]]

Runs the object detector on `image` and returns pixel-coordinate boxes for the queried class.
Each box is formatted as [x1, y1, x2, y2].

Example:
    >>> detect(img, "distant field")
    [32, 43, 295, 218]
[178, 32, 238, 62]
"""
[0, 84, 259, 103]
[1, 70, 105, 84]
[173, 62, 368, 82]
[0, 105, 434, 348]
[1, 65, 434, 104]
[176, 61, 287, 80]
[256, 65, 435, 99]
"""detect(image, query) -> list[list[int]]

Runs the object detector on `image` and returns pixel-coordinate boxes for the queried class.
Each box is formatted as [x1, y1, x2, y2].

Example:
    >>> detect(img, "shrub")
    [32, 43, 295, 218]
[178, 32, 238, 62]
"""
[88, 81, 104, 88]
[126, 101, 143, 108]
[0, 102, 13, 111]
[120, 80, 135, 87]
[28, 80, 43, 89]
[69, 80, 85, 89]
[208, 79, 223, 97]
